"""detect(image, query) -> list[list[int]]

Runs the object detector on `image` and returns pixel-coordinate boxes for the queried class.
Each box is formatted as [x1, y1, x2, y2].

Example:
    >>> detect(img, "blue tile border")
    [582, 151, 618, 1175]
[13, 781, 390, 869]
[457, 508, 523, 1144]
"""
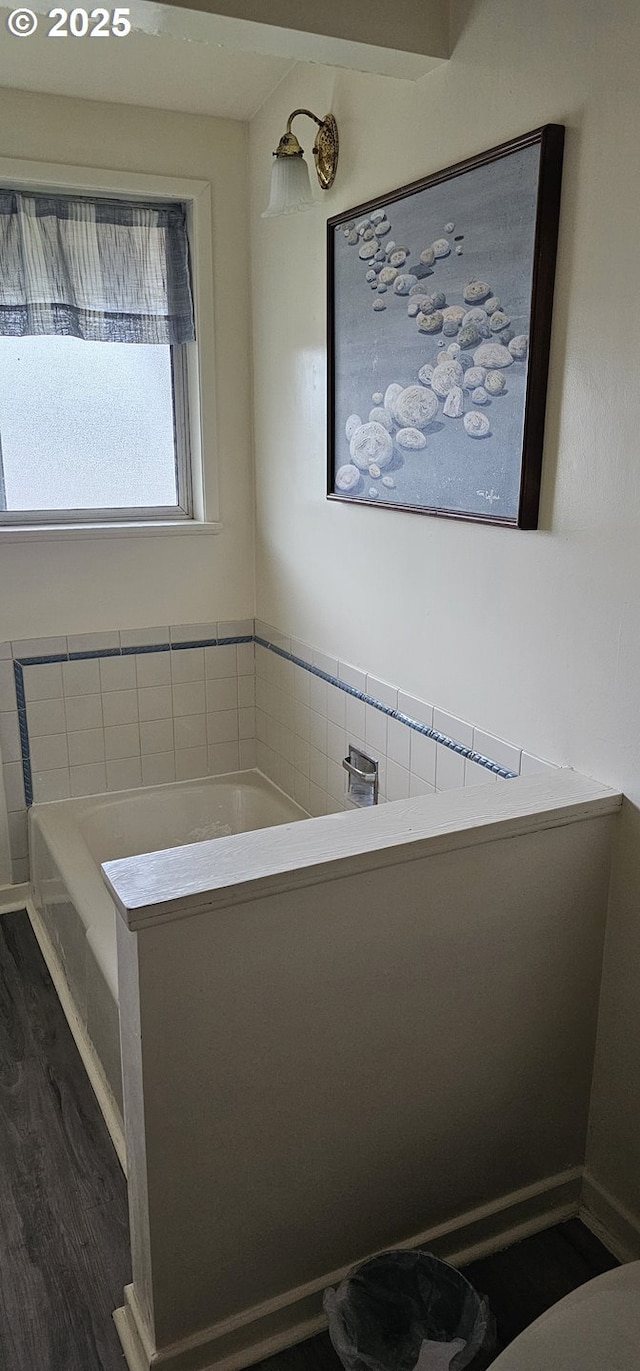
[253, 638, 517, 781]
[8, 629, 514, 809]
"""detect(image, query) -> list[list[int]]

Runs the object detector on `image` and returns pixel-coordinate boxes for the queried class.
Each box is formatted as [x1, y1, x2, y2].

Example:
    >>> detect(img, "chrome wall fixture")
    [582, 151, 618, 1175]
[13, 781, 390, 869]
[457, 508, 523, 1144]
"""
[262, 109, 339, 218]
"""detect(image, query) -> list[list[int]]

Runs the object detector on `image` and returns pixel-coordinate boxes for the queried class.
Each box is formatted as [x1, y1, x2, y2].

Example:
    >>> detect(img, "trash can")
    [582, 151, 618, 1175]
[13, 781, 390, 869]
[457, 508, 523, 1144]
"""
[323, 1249, 496, 1371]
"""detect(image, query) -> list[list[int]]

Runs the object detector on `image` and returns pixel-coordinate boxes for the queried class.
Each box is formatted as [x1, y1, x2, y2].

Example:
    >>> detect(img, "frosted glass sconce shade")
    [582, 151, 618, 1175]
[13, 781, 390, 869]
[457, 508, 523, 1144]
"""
[262, 109, 338, 219]
[262, 153, 315, 218]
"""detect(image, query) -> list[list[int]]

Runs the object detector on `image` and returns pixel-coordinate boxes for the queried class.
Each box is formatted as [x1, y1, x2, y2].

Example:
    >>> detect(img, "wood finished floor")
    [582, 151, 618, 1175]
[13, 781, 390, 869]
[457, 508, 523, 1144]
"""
[0, 909, 618, 1371]
[0, 910, 130, 1371]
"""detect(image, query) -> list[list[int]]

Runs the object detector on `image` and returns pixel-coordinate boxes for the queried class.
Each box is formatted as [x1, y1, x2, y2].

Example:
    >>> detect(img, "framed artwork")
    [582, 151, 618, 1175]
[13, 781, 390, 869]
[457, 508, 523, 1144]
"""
[327, 125, 565, 528]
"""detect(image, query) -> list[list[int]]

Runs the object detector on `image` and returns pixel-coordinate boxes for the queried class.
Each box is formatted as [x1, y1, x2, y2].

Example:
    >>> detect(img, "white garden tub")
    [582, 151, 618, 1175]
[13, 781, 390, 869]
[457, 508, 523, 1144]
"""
[29, 771, 308, 1150]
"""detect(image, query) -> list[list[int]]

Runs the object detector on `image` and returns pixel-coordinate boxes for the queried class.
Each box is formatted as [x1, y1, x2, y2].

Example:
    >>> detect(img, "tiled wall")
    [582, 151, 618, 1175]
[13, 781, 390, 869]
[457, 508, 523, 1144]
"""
[253, 620, 555, 819]
[0, 615, 555, 885]
[0, 622, 255, 884]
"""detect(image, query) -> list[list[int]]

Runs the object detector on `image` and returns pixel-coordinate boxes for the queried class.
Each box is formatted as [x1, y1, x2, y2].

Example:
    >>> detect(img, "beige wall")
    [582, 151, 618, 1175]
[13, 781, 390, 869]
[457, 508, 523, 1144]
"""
[0, 86, 255, 643]
[249, 0, 640, 1234]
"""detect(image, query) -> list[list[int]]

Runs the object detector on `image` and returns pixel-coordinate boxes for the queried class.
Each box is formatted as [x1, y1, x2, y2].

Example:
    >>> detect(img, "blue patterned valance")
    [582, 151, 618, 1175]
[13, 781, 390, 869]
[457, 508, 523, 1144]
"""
[0, 190, 195, 344]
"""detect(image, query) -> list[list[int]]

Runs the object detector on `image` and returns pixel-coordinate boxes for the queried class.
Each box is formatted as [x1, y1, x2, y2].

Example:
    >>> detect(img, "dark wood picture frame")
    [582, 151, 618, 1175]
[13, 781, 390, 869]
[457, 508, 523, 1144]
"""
[326, 124, 565, 528]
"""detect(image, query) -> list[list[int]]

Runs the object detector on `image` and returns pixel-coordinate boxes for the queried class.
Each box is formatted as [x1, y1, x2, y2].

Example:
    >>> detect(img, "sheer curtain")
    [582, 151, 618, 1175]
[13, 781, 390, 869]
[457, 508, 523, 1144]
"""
[0, 190, 195, 343]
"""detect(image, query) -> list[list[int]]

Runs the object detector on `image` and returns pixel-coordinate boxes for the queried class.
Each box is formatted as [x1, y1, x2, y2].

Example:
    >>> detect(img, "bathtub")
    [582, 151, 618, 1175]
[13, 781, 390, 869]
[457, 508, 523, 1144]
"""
[29, 770, 308, 1157]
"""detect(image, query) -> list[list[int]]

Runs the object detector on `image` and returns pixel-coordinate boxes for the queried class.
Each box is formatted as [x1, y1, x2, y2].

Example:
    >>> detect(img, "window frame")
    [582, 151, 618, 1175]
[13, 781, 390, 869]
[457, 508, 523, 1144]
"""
[0, 158, 218, 532]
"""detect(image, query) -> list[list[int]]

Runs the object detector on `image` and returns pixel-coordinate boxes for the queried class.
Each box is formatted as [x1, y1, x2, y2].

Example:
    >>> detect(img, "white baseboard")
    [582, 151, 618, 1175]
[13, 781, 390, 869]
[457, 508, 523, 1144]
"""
[26, 897, 127, 1176]
[115, 1166, 582, 1371]
[0, 882, 30, 914]
[581, 1170, 640, 1262]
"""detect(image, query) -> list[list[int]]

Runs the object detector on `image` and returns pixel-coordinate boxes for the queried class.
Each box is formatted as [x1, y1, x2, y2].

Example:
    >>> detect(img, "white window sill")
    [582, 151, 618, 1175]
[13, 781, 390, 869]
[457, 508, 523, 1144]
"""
[0, 521, 222, 544]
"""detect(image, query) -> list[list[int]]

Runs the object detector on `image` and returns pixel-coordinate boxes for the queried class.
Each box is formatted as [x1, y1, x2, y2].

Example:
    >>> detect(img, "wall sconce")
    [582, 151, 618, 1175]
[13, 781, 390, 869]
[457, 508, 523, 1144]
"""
[262, 109, 339, 218]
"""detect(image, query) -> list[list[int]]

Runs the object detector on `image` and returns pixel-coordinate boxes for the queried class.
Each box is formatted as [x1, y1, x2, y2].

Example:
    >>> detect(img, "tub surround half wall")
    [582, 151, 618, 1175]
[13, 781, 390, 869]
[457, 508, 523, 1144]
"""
[103, 770, 621, 1371]
[0, 621, 556, 884]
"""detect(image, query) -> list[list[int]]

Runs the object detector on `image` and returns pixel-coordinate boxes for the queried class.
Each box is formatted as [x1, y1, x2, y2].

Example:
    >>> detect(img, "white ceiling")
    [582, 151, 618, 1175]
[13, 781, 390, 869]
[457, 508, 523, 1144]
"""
[0, 0, 297, 120]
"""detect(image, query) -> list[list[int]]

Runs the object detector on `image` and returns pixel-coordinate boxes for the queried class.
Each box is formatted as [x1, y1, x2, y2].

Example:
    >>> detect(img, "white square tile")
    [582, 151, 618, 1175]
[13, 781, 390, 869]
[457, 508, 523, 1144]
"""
[63, 658, 101, 696]
[70, 763, 107, 798]
[23, 662, 63, 702]
[313, 649, 339, 676]
[12, 636, 67, 658]
[3, 761, 25, 810]
[171, 647, 205, 682]
[327, 685, 346, 727]
[0, 662, 17, 713]
[136, 652, 171, 688]
[170, 622, 217, 644]
[67, 632, 120, 654]
[205, 645, 237, 678]
[0, 711, 21, 764]
[294, 701, 310, 740]
[208, 742, 240, 775]
[326, 759, 346, 803]
[398, 692, 433, 727]
[99, 655, 137, 693]
[102, 690, 138, 728]
[104, 724, 140, 760]
[106, 757, 142, 791]
[293, 666, 310, 705]
[239, 739, 256, 769]
[173, 682, 206, 717]
[387, 717, 411, 769]
[142, 752, 176, 786]
[293, 770, 310, 811]
[520, 752, 557, 775]
[387, 760, 410, 802]
[218, 619, 253, 639]
[31, 732, 69, 771]
[365, 704, 387, 754]
[254, 645, 269, 679]
[435, 744, 466, 791]
[11, 856, 30, 884]
[26, 697, 66, 737]
[236, 643, 254, 676]
[237, 676, 255, 708]
[366, 676, 398, 710]
[206, 677, 238, 712]
[473, 729, 521, 775]
[338, 662, 367, 692]
[174, 715, 207, 751]
[309, 675, 327, 717]
[175, 747, 208, 781]
[8, 810, 28, 859]
[327, 723, 346, 764]
[308, 710, 327, 755]
[68, 729, 106, 767]
[140, 719, 174, 755]
[410, 731, 437, 785]
[138, 686, 172, 721]
[280, 725, 296, 763]
[238, 707, 255, 740]
[120, 627, 169, 649]
[409, 774, 436, 798]
[308, 746, 327, 790]
[307, 783, 326, 818]
[294, 735, 310, 776]
[345, 694, 365, 740]
[207, 710, 239, 744]
[433, 709, 473, 748]
[65, 693, 103, 732]
[465, 760, 498, 788]
[255, 709, 267, 743]
[0, 641, 12, 659]
[32, 767, 70, 802]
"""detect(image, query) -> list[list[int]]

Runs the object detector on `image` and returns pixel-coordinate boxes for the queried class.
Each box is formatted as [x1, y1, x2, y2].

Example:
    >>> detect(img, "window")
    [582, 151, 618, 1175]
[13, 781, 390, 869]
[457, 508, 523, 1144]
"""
[0, 187, 195, 525]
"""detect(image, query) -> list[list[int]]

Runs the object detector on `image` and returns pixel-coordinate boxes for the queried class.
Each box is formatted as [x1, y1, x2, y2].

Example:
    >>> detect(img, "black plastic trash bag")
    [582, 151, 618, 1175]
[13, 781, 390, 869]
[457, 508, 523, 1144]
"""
[323, 1249, 496, 1371]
